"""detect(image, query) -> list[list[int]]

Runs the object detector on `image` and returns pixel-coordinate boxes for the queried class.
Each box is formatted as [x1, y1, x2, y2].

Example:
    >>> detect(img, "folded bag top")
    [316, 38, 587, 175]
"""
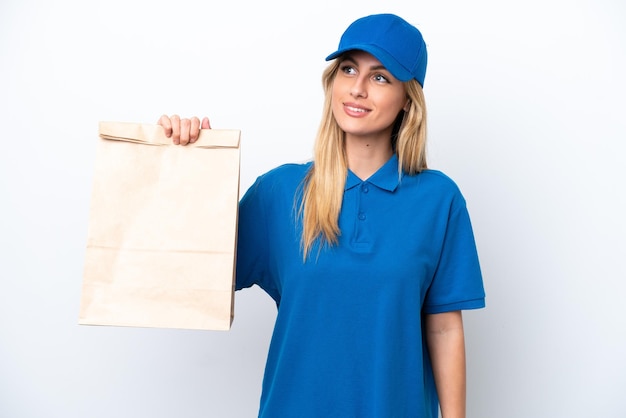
[98, 121, 240, 148]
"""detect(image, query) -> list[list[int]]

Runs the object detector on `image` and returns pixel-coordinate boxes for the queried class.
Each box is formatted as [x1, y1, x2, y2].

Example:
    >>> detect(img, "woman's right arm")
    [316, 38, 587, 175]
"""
[157, 114, 211, 145]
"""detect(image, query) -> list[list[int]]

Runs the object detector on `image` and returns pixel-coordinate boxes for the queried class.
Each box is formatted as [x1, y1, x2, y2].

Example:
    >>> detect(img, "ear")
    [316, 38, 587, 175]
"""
[403, 99, 411, 112]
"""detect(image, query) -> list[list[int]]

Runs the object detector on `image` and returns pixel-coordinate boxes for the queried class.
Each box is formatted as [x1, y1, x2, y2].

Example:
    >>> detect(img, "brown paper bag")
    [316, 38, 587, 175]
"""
[79, 121, 240, 330]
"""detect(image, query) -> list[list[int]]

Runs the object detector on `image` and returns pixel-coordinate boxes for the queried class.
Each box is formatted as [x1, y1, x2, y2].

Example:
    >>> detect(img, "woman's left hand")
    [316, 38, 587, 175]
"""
[157, 114, 211, 145]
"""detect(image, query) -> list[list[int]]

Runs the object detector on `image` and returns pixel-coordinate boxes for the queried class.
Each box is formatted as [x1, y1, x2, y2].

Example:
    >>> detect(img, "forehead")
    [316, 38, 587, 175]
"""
[340, 50, 385, 68]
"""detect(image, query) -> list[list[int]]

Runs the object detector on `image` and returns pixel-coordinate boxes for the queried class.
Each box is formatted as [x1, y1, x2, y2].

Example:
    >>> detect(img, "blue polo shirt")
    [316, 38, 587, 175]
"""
[236, 155, 485, 418]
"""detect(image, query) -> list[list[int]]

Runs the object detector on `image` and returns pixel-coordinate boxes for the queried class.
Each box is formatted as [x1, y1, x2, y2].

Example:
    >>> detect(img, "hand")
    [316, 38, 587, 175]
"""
[157, 114, 211, 145]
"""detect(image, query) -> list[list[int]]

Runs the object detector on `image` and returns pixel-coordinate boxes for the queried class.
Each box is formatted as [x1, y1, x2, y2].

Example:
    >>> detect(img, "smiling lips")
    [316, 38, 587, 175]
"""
[343, 103, 371, 117]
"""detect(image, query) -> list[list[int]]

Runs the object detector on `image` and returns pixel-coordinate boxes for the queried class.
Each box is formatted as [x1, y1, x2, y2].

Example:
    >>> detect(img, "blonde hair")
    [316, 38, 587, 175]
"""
[299, 59, 428, 259]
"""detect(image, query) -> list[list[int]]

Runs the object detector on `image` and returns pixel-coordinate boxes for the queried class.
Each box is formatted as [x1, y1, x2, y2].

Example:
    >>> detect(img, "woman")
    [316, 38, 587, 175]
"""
[160, 13, 485, 418]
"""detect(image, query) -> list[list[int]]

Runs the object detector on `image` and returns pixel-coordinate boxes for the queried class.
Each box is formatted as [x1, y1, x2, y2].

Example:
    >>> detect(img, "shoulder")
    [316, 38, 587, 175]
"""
[417, 169, 460, 189]
[396, 169, 470, 214]
[243, 162, 312, 204]
[260, 162, 312, 181]
[409, 169, 464, 197]
[254, 162, 312, 190]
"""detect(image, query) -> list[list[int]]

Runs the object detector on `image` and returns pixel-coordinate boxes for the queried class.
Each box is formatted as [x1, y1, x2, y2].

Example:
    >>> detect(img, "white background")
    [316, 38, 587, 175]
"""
[1, 0, 625, 417]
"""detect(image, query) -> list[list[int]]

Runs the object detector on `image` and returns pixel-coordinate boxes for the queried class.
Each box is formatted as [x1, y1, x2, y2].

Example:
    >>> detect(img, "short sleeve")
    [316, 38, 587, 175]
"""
[235, 176, 280, 302]
[423, 193, 486, 314]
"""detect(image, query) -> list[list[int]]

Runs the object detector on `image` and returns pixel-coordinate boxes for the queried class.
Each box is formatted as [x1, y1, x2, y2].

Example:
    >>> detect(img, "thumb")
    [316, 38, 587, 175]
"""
[201, 117, 211, 129]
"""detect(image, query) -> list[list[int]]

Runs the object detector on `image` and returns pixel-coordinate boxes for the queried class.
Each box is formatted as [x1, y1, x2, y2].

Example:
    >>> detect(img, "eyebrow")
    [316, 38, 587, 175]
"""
[342, 54, 388, 72]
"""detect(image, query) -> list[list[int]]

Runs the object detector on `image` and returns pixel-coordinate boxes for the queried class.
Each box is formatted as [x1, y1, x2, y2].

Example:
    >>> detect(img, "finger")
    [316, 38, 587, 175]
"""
[170, 114, 181, 145]
[201, 117, 211, 129]
[158, 114, 173, 137]
[179, 117, 192, 145]
[189, 117, 201, 143]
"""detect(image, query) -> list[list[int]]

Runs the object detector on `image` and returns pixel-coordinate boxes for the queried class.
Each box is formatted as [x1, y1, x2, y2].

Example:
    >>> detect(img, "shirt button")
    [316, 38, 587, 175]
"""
[362, 185, 369, 193]
[358, 212, 366, 220]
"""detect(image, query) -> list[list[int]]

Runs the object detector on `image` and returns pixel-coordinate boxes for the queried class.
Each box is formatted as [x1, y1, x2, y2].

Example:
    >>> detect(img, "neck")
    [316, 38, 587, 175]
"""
[345, 134, 393, 180]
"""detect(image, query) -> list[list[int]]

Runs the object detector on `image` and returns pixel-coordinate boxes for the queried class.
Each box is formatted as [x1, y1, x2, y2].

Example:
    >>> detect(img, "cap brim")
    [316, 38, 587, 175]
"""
[325, 45, 413, 82]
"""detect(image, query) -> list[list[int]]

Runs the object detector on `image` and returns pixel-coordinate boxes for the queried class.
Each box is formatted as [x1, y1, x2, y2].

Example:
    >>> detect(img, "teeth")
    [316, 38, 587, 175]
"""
[346, 106, 367, 113]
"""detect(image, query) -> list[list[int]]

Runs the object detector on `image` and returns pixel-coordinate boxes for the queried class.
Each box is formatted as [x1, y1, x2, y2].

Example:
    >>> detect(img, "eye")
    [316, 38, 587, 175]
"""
[373, 73, 390, 83]
[340, 64, 357, 75]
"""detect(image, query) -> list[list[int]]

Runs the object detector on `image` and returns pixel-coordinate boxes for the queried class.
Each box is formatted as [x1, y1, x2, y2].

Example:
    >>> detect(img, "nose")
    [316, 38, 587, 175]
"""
[350, 76, 368, 98]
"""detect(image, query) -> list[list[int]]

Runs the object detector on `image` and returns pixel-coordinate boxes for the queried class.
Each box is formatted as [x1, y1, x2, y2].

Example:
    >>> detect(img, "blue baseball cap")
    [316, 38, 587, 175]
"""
[325, 14, 428, 86]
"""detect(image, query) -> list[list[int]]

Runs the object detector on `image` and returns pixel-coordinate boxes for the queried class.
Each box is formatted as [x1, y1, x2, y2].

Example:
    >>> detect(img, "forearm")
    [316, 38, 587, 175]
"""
[425, 311, 466, 418]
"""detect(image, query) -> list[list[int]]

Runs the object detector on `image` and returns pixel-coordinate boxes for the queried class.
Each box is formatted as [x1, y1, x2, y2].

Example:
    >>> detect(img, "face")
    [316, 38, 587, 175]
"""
[331, 50, 408, 142]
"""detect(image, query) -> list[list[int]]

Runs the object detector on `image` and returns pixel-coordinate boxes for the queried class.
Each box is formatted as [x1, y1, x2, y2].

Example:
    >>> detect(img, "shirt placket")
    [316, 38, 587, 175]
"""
[352, 181, 372, 251]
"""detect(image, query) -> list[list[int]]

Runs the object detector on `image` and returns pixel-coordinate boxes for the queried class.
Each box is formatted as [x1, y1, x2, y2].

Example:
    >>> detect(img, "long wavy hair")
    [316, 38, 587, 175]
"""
[298, 57, 428, 259]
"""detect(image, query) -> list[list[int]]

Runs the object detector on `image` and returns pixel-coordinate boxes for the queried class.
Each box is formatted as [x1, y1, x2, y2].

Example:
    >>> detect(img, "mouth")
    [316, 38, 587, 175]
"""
[343, 103, 371, 116]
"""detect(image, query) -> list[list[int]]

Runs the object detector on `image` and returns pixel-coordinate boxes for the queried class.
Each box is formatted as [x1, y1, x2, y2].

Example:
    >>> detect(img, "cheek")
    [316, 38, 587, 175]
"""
[384, 95, 409, 118]
[330, 86, 343, 116]
[330, 80, 341, 101]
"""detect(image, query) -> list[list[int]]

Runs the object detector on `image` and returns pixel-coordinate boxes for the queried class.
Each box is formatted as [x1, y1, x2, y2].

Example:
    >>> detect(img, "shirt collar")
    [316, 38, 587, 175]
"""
[345, 154, 401, 192]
